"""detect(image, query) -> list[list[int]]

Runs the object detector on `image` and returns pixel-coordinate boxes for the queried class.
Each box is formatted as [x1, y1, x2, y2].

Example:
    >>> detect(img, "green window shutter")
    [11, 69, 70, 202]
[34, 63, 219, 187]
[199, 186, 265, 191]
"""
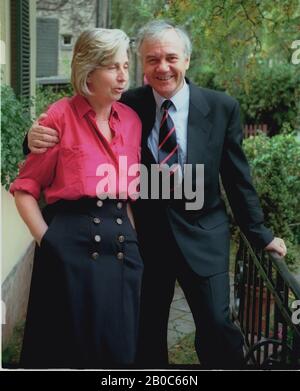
[11, 0, 31, 99]
[36, 17, 59, 77]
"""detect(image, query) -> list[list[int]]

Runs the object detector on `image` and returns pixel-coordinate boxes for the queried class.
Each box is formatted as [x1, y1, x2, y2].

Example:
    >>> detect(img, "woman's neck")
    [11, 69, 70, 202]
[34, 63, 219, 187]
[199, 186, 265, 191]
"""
[85, 95, 112, 121]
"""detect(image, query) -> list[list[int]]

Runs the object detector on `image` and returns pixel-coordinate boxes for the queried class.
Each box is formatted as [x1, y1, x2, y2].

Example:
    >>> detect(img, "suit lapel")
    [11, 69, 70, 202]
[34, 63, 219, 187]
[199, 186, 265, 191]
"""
[141, 87, 156, 138]
[186, 82, 212, 165]
[140, 86, 156, 165]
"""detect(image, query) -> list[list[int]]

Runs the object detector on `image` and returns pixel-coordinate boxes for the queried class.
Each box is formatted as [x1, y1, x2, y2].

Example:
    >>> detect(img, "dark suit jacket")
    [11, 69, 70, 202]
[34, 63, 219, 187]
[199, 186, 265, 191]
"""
[120, 80, 273, 276]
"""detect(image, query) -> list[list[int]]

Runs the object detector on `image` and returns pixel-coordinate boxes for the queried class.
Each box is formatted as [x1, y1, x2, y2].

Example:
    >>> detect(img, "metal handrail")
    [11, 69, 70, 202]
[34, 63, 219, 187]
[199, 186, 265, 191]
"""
[232, 231, 300, 369]
[269, 253, 300, 299]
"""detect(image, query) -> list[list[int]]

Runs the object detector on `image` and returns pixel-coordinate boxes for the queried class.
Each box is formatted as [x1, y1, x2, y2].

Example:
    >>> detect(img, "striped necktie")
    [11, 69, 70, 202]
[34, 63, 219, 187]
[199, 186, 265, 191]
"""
[158, 100, 179, 167]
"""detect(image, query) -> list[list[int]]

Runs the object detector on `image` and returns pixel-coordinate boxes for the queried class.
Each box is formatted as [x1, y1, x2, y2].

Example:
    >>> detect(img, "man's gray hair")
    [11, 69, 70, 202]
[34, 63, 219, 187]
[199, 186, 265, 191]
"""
[136, 20, 192, 58]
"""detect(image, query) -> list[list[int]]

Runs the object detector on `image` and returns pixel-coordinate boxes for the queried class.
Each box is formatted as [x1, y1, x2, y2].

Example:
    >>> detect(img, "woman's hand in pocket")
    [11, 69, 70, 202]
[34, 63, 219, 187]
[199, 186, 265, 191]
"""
[14, 191, 50, 247]
[35, 224, 49, 247]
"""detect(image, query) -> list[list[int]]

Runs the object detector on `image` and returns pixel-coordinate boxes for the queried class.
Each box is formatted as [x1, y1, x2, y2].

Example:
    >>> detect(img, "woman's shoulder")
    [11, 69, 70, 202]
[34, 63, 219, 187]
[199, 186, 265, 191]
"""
[46, 97, 72, 117]
[39, 97, 72, 132]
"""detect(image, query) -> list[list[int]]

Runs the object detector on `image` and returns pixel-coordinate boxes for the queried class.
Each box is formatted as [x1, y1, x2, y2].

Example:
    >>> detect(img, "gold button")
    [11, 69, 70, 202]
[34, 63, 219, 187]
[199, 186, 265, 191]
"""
[116, 252, 124, 260]
[97, 200, 103, 207]
[116, 218, 123, 225]
[91, 252, 99, 260]
[118, 235, 125, 243]
[93, 217, 101, 224]
[94, 235, 101, 242]
[117, 202, 123, 209]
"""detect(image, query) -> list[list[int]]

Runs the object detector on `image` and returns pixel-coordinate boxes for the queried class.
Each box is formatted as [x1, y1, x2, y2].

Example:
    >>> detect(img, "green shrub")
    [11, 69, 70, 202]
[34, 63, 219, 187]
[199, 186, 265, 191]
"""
[243, 132, 300, 269]
[192, 66, 225, 92]
[35, 84, 72, 117]
[1, 85, 32, 190]
[192, 64, 300, 135]
[1, 84, 73, 190]
[235, 64, 300, 135]
[2, 320, 24, 368]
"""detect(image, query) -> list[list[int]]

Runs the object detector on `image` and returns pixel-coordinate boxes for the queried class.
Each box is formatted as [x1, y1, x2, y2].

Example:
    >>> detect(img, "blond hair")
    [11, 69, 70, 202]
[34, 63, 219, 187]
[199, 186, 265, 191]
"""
[71, 28, 130, 96]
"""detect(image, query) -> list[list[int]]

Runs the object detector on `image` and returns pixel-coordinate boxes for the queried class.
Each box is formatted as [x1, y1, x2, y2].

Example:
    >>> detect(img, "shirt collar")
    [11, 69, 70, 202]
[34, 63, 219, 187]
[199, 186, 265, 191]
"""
[110, 103, 120, 121]
[71, 94, 120, 121]
[152, 79, 190, 111]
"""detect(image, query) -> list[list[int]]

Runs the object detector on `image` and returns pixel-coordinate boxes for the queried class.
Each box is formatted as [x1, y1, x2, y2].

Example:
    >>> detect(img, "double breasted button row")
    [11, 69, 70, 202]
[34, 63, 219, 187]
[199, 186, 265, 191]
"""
[92, 250, 125, 260]
[96, 200, 122, 209]
[91, 251, 124, 261]
[90, 201, 125, 261]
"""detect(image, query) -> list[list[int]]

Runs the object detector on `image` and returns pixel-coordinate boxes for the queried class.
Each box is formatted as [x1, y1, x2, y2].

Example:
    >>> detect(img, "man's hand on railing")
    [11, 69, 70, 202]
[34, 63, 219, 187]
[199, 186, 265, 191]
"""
[28, 113, 59, 154]
[264, 237, 287, 258]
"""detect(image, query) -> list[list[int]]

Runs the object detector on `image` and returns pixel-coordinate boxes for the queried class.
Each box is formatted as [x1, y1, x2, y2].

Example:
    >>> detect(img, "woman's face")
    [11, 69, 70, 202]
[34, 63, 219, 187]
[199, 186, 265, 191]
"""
[87, 46, 129, 104]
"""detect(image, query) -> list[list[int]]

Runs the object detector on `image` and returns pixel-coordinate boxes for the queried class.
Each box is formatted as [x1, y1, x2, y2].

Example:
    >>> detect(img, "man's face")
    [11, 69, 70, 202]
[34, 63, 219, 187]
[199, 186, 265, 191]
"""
[140, 29, 190, 99]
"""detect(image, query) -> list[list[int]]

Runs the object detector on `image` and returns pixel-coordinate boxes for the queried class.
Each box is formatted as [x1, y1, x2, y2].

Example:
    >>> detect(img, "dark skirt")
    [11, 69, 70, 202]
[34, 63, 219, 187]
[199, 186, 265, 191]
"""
[20, 198, 144, 369]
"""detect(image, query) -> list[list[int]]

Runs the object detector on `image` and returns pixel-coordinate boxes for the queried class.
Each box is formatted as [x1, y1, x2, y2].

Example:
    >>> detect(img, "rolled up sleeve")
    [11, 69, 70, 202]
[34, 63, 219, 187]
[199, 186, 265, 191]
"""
[10, 178, 41, 200]
[10, 110, 60, 200]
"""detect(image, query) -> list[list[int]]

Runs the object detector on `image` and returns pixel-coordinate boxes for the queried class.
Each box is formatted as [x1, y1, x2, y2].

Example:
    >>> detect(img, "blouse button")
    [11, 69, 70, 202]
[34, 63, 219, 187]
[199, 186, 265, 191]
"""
[116, 218, 123, 225]
[91, 252, 99, 260]
[93, 217, 101, 224]
[97, 200, 103, 207]
[94, 235, 101, 242]
[118, 235, 125, 243]
[116, 252, 124, 261]
[116, 202, 123, 209]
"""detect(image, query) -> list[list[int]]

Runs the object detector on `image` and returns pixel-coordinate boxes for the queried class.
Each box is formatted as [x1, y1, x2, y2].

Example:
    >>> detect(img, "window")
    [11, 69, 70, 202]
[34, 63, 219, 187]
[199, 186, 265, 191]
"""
[61, 34, 73, 50]
[36, 18, 59, 77]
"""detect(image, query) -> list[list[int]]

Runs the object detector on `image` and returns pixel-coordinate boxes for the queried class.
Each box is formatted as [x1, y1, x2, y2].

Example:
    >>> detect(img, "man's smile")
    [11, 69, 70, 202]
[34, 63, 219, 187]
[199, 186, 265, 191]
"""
[156, 75, 174, 81]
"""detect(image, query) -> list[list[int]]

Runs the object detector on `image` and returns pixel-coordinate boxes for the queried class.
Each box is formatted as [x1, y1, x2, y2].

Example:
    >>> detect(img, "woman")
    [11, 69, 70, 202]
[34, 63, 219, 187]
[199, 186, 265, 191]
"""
[10, 28, 143, 369]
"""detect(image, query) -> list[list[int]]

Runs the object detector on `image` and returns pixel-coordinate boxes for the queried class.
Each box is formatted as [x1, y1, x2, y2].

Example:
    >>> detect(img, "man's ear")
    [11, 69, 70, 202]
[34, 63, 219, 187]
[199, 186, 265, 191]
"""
[185, 56, 191, 70]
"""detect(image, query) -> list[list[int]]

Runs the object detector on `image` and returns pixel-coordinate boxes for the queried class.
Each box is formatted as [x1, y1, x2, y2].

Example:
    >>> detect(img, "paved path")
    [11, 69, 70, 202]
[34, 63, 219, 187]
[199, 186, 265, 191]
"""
[167, 275, 235, 350]
[167, 284, 195, 349]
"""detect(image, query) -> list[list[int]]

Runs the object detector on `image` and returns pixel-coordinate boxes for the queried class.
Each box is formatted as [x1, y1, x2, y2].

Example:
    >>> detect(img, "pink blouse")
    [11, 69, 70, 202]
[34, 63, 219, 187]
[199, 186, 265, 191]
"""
[10, 94, 142, 203]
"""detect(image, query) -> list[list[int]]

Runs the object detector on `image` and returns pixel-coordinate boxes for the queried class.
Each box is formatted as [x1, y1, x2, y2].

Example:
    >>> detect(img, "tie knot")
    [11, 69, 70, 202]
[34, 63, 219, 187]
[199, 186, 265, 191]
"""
[161, 100, 173, 111]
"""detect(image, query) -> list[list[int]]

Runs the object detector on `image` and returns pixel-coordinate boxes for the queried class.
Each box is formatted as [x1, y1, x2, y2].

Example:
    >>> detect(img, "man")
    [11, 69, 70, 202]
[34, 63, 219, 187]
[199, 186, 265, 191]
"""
[25, 21, 286, 368]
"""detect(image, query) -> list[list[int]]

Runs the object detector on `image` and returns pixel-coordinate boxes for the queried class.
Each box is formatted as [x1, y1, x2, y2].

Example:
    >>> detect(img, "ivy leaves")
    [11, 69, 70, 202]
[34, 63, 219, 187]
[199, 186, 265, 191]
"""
[1, 85, 32, 190]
